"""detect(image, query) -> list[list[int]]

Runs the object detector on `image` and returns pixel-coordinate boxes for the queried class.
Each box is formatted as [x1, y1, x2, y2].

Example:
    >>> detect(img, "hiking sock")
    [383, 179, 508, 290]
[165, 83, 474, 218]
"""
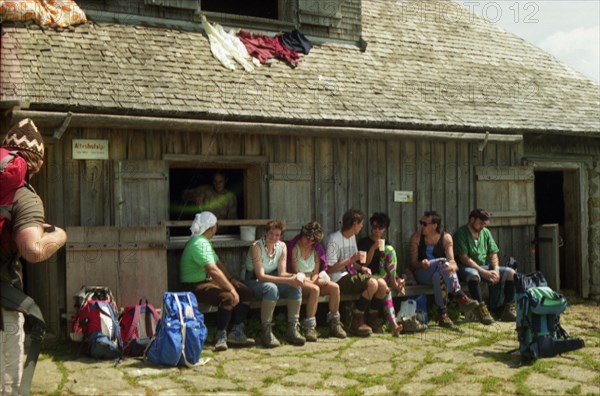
[303, 316, 317, 329]
[261, 300, 277, 324]
[231, 303, 251, 326]
[504, 280, 516, 303]
[287, 298, 302, 321]
[216, 308, 232, 331]
[355, 296, 371, 313]
[468, 280, 483, 303]
[327, 311, 341, 321]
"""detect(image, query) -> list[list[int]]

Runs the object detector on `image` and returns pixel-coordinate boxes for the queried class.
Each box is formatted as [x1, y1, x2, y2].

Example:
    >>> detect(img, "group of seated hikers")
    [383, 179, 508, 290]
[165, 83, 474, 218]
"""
[180, 208, 517, 351]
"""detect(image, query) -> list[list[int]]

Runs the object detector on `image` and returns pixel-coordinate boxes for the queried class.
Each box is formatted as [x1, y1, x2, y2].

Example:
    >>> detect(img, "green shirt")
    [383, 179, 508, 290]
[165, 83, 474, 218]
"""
[180, 235, 219, 283]
[454, 225, 499, 266]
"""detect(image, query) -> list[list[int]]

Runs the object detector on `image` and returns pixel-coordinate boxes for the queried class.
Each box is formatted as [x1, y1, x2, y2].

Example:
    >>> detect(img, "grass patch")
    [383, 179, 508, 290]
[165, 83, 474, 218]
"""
[341, 385, 362, 396]
[511, 367, 533, 396]
[45, 360, 69, 396]
[429, 370, 456, 385]
[421, 389, 435, 396]
[577, 352, 600, 372]
[566, 385, 582, 395]
[478, 376, 501, 393]
[214, 366, 226, 379]
[263, 375, 278, 386]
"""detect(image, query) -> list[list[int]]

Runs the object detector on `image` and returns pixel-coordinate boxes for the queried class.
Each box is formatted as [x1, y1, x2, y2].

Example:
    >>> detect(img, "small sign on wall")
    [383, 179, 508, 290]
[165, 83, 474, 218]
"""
[72, 139, 109, 160]
[394, 190, 413, 203]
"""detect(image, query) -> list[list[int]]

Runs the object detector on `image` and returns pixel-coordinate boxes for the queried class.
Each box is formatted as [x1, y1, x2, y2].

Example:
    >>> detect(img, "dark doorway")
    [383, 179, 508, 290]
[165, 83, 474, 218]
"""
[534, 171, 567, 288]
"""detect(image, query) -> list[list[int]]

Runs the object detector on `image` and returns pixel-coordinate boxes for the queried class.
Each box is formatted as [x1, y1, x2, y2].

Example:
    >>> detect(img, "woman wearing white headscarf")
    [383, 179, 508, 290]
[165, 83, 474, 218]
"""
[181, 211, 254, 351]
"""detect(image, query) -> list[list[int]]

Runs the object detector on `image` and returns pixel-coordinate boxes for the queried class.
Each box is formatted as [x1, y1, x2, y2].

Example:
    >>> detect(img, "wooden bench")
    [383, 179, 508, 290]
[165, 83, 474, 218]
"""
[197, 284, 436, 313]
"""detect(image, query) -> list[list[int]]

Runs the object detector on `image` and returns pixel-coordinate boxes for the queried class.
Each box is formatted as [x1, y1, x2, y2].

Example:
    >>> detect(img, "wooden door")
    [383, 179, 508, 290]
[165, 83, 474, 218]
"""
[538, 224, 560, 291]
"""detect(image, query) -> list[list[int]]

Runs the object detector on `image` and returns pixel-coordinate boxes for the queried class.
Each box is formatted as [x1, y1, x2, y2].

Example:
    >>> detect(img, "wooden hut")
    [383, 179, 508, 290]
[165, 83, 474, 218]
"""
[1, 0, 598, 338]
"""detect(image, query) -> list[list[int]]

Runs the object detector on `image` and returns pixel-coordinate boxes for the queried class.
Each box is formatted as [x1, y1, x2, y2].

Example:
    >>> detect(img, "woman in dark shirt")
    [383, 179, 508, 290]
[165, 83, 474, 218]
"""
[408, 211, 478, 327]
[357, 212, 404, 336]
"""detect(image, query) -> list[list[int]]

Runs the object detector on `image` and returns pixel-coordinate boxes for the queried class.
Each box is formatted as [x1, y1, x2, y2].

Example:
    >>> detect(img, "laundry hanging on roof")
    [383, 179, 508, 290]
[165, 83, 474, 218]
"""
[201, 15, 259, 72]
[280, 29, 313, 55]
[237, 30, 301, 68]
[0, 0, 87, 28]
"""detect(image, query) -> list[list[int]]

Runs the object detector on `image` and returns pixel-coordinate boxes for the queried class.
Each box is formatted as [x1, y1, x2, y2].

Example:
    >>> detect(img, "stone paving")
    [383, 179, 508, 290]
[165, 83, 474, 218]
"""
[31, 301, 600, 396]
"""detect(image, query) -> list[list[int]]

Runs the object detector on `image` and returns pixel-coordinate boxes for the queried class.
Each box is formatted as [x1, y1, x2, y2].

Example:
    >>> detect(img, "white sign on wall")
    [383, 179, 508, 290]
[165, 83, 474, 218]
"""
[72, 139, 109, 160]
[394, 190, 414, 203]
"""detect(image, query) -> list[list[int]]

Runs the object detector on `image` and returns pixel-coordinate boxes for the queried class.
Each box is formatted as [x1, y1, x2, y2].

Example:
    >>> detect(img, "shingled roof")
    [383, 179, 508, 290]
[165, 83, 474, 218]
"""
[2, 0, 599, 136]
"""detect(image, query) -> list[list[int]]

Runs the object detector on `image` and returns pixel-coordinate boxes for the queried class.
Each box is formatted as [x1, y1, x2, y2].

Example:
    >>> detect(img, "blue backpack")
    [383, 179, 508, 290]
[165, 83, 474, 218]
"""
[515, 272, 584, 364]
[144, 292, 207, 367]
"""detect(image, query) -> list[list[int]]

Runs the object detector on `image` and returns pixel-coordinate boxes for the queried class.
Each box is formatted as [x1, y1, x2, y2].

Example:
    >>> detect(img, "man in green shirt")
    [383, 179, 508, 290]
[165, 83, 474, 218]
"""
[181, 211, 254, 351]
[454, 209, 516, 325]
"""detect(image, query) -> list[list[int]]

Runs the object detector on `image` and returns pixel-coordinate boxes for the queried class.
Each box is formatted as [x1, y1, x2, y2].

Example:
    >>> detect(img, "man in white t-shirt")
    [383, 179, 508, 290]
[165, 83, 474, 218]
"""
[325, 209, 389, 336]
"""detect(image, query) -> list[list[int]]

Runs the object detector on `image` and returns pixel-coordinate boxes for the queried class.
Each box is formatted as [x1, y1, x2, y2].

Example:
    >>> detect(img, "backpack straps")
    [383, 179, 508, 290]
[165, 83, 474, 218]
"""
[0, 281, 46, 396]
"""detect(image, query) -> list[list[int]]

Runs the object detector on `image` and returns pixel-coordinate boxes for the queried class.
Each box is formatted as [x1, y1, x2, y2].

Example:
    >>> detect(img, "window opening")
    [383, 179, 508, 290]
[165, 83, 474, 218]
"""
[170, 168, 245, 236]
[201, 0, 279, 20]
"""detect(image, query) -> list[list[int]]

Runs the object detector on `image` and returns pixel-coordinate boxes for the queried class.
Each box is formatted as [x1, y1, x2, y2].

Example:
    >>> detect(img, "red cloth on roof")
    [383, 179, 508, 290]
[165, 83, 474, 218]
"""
[237, 30, 300, 67]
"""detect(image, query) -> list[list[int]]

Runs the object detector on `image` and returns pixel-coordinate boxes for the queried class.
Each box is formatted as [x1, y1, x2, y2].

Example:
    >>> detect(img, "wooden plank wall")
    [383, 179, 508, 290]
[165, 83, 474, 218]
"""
[40, 128, 531, 267]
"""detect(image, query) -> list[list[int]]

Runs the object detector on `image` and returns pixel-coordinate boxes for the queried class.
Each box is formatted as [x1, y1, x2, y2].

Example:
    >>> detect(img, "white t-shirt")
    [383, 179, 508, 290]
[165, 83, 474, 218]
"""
[325, 230, 357, 283]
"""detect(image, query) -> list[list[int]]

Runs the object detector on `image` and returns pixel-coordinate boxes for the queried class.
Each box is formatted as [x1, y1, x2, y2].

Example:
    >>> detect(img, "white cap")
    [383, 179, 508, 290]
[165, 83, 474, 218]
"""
[190, 211, 217, 236]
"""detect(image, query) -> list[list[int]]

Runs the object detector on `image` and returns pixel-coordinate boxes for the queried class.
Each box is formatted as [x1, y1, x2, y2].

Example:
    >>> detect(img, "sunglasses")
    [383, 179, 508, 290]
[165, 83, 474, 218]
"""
[371, 224, 385, 230]
[419, 221, 433, 226]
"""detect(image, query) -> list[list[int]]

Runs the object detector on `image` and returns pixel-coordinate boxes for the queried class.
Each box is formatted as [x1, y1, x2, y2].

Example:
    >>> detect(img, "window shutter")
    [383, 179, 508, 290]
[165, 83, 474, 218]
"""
[298, 0, 343, 28]
[144, 0, 199, 10]
[268, 163, 312, 237]
[114, 160, 169, 227]
[475, 166, 535, 227]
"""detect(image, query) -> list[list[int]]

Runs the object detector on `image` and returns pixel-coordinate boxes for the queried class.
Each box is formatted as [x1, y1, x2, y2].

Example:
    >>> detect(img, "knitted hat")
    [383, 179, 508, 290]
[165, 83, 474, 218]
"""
[2, 118, 45, 158]
[190, 211, 217, 236]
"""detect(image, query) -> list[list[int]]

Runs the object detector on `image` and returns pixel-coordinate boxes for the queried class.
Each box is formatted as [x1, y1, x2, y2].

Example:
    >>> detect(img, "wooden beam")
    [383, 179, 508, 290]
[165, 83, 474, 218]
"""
[11, 110, 524, 143]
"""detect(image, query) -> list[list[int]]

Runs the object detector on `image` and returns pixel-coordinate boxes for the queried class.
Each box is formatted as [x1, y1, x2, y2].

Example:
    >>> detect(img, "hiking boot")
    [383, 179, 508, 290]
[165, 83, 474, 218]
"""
[228, 323, 256, 347]
[304, 326, 318, 342]
[328, 316, 347, 339]
[349, 312, 372, 337]
[286, 322, 306, 346]
[214, 330, 228, 352]
[400, 316, 427, 333]
[457, 294, 479, 314]
[500, 303, 517, 322]
[438, 312, 454, 328]
[366, 311, 384, 334]
[477, 302, 495, 325]
[261, 323, 280, 348]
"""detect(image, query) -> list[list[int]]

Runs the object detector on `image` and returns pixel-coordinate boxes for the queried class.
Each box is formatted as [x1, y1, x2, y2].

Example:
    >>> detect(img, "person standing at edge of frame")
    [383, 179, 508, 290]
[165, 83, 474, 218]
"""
[1, 119, 67, 395]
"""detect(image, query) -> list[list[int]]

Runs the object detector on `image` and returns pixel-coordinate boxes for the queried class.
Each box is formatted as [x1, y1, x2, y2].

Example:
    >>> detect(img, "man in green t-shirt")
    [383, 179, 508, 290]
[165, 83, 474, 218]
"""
[181, 211, 254, 351]
[454, 209, 516, 325]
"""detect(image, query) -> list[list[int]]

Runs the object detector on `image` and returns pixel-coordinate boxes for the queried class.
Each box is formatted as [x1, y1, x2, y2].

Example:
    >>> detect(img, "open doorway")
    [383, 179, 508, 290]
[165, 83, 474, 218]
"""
[534, 170, 580, 293]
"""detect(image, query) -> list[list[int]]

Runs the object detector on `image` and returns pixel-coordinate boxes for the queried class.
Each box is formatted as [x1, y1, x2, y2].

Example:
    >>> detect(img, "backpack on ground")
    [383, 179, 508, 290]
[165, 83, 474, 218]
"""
[515, 271, 584, 364]
[144, 292, 207, 367]
[70, 286, 123, 359]
[119, 298, 160, 356]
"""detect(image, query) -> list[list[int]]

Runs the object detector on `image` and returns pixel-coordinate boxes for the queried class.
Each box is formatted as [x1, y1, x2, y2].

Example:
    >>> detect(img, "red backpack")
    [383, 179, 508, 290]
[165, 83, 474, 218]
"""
[119, 299, 160, 356]
[70, 286, 123, 359]
[0, 147, 28, 249]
